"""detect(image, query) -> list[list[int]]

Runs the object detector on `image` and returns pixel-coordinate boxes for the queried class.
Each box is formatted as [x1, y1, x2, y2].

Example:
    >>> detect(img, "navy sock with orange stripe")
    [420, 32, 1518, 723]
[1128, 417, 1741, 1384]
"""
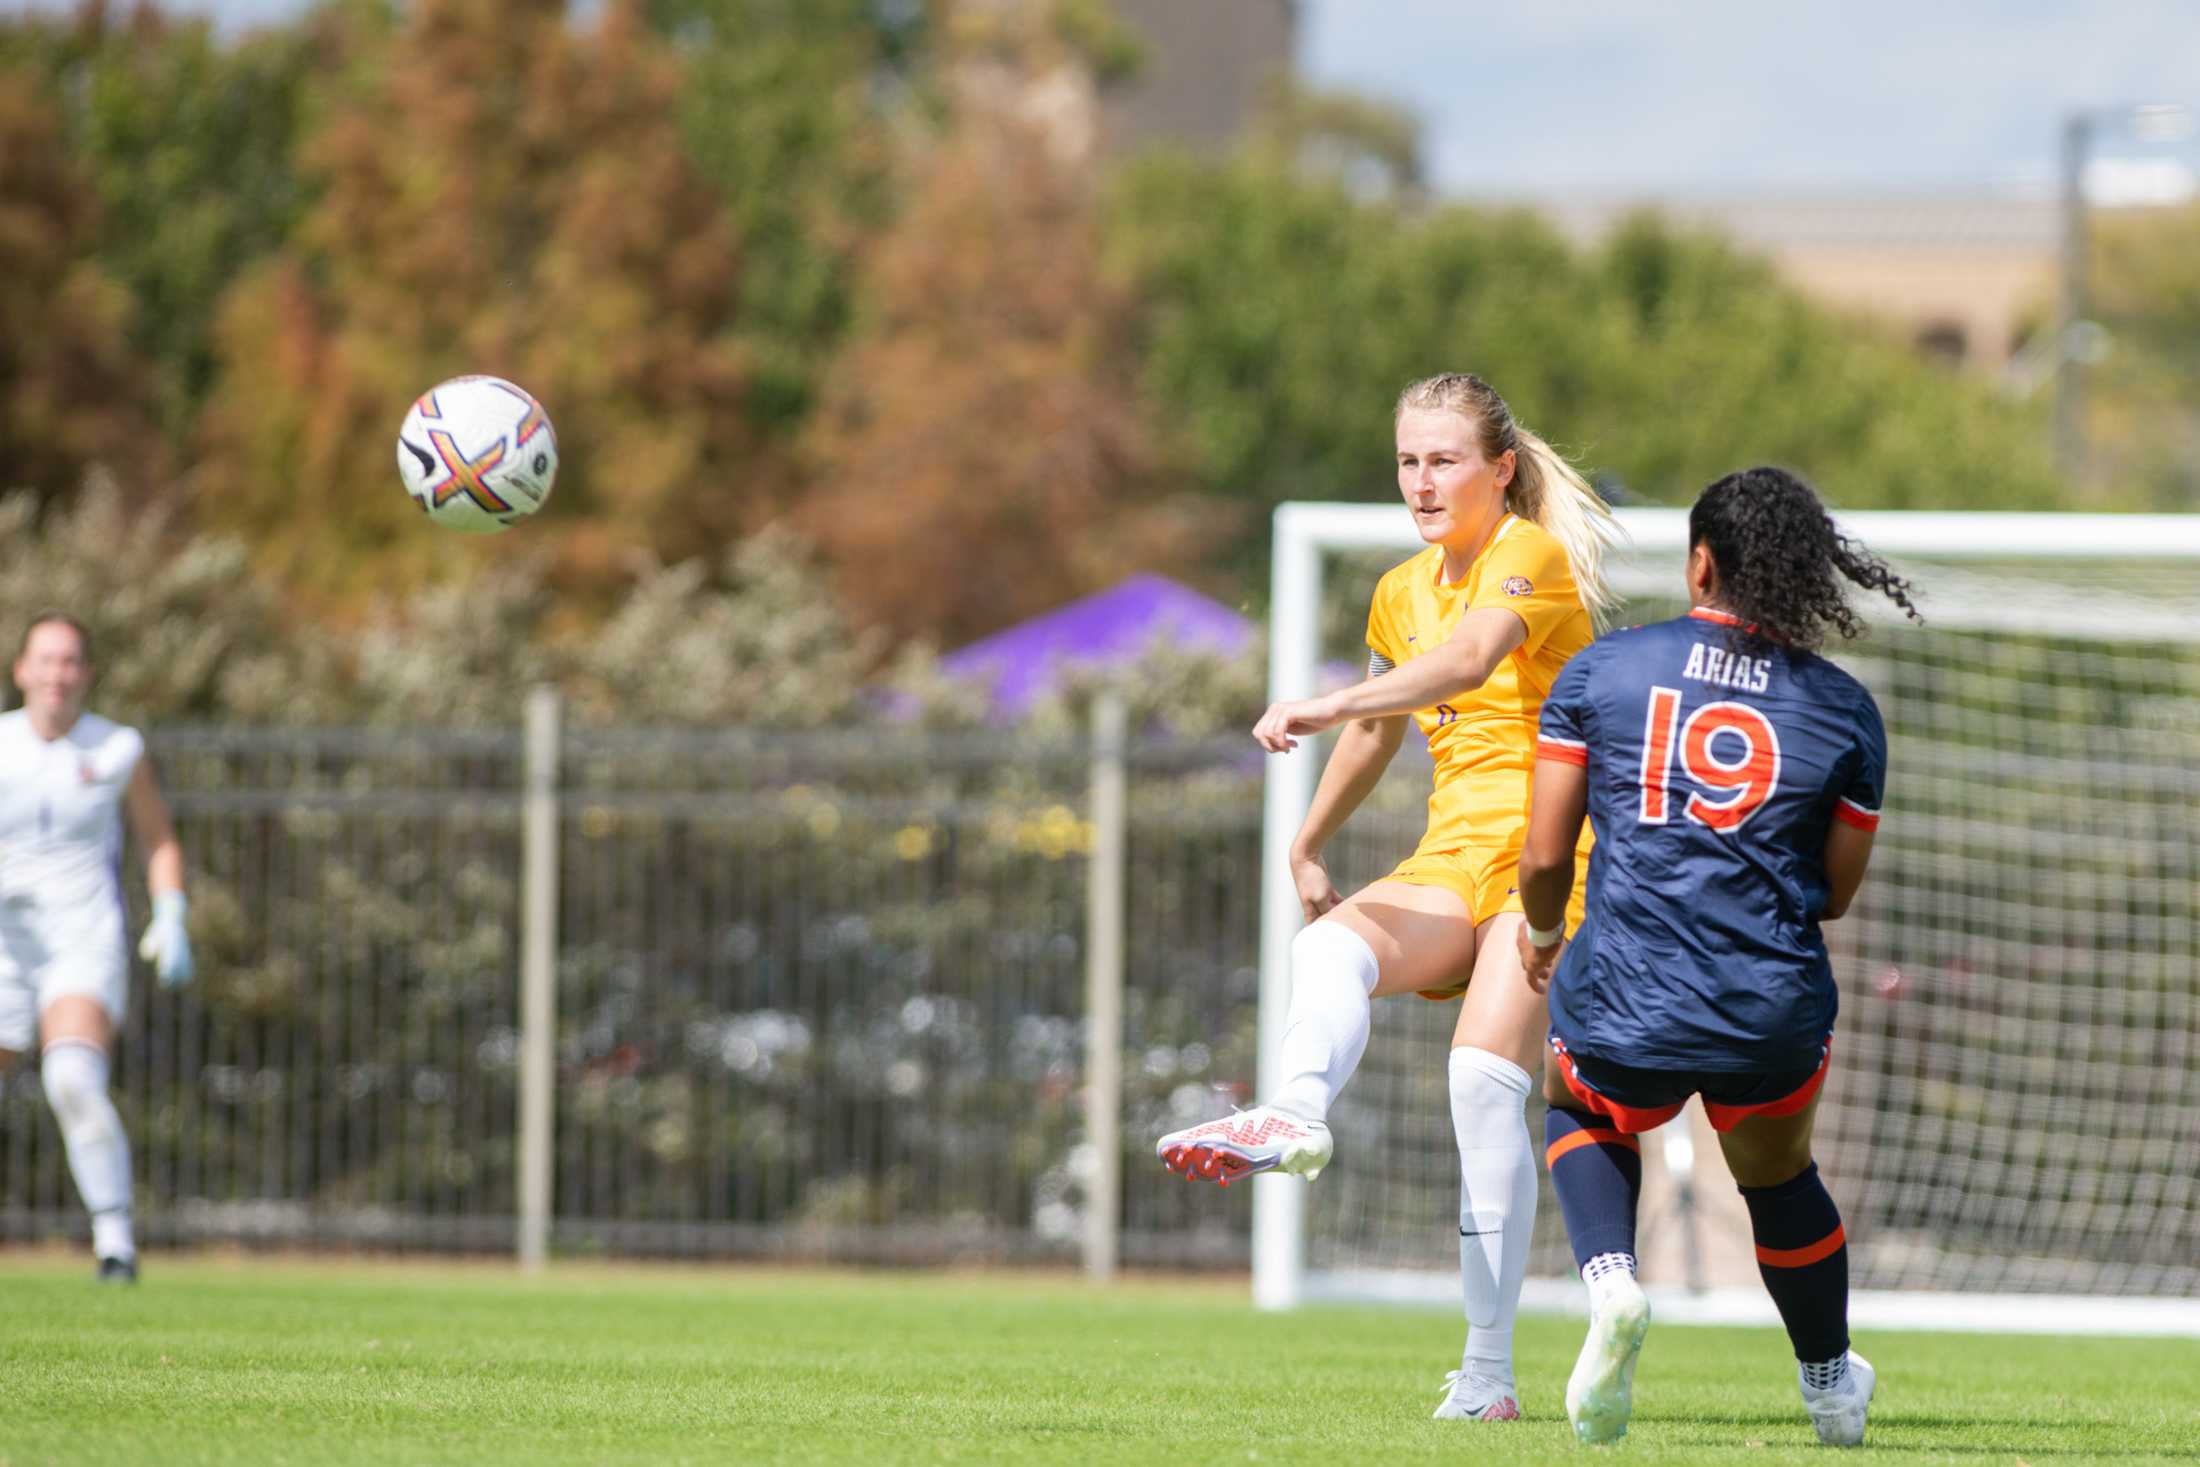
[1543, 1106, 1642, 1269]
[1739, 1162, 1849, 1362]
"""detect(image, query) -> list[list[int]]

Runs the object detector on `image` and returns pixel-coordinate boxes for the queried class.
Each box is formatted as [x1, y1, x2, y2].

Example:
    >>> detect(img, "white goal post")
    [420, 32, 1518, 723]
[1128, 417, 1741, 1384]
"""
[1253, 504, 2200, 1335]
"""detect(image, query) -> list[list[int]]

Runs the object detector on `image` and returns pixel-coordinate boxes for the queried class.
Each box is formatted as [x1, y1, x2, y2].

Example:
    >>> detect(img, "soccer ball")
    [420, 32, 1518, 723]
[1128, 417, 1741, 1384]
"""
[395, 375, 559, 533]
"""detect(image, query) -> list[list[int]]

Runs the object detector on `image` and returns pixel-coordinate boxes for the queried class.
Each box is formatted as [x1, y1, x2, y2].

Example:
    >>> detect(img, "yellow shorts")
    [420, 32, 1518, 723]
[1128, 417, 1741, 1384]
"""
[1384, 841, 1591, 1001]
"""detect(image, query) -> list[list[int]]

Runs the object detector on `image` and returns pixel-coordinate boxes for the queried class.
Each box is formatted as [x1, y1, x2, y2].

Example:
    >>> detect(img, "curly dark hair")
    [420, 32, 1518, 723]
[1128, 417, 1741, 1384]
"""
[1688, 467, 1920, 651]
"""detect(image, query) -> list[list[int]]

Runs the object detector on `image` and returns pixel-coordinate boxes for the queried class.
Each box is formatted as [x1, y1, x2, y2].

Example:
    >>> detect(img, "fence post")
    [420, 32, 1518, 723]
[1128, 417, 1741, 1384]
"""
[517, 685, 561, 1271]
[1083, 692, 1129, 1281]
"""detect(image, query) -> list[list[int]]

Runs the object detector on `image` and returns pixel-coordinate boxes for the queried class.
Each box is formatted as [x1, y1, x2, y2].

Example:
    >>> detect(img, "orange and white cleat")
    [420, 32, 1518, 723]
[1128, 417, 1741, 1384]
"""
[1155, 1105, 1333, 1186]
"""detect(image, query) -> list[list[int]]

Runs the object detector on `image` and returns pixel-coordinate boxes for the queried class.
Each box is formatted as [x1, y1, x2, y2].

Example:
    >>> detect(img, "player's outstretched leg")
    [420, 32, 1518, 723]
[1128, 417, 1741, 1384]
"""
[41, 1039, 137, 1281]
[1155, 922, 1373, 1186]
[1545, 1105, 1648, 1443]
[1153, 1105, 1332, 1185]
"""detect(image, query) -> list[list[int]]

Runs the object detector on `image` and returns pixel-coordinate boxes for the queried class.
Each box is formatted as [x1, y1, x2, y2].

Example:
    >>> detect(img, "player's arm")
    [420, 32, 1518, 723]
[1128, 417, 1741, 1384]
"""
[1317, 608, 1524, 722]
[124, 759, 184, 898]
[1252, 609, 1526, 752]
[1823, 698, 1886, 922]
[1515, 755, 1589, 993]
[1286, 712, 1408, 920]
[1820, 819, 1876, 921]
[124, 758, 193, 986]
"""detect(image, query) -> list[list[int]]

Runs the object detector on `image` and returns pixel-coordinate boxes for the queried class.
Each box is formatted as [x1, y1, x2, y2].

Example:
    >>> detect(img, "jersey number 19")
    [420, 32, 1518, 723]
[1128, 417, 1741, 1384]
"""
[1638, 686, 1782, 831]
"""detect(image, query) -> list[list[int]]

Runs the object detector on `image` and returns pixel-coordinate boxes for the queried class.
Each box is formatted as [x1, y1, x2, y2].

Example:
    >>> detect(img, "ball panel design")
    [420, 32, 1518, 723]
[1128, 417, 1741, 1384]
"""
[395, 376, 559, 534]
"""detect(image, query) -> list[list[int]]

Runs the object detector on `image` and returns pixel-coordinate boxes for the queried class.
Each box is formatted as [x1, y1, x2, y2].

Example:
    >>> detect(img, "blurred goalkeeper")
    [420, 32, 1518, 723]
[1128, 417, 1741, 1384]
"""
[1515, 468, 1917, 1447]
[1156, 373, 1615, 1422]
[0, 612, 193, 1282]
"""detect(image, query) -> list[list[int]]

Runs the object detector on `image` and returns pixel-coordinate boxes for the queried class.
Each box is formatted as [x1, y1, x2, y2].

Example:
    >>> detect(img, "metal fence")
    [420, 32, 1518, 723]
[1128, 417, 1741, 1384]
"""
[0, 705, 1305, 1268]
[5, 675, 2190, 1297]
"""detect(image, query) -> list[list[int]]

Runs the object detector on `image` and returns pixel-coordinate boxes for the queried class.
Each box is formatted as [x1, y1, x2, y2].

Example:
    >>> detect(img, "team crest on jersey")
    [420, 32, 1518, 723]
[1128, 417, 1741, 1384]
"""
[77, 759, 96, 784]
[1502, 576, 1534, 597]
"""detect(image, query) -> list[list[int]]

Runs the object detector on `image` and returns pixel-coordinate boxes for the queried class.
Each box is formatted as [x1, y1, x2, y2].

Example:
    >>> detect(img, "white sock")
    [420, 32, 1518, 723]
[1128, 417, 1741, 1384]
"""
[1271, 923, 1380, 1122]
[1450, 1045, 1536, 1378]
[41, 1040, 134, 1259]
[1583, 1250, 1637, 1285]
[1583, 1251, 1639, 1322]
[1801, 1356, 1850, 1392]
[93, 1209, 135, 1262]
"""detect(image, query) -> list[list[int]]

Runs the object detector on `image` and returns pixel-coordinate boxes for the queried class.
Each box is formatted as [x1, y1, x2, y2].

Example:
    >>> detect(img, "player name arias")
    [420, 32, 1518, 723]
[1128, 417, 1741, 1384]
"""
[1681, 640, 1772, 695]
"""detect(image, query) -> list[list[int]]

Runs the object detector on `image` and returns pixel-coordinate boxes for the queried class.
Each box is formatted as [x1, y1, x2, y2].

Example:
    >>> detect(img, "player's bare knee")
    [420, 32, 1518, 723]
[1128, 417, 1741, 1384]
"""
[1720, 1132, 1815, 1189]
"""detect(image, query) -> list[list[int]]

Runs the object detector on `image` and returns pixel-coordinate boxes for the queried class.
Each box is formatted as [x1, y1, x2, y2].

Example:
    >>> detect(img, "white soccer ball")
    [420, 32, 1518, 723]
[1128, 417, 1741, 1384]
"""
[395, 375, 559, 533]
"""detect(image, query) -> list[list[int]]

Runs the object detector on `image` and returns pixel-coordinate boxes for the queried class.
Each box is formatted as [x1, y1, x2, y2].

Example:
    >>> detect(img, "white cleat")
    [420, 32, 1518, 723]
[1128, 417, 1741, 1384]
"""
[1565, 1274, 1650, 1445]
[1155, 1105, 1333, 1186]
[1432, 1368, 1521, 1422]
[1800, 1350, 1875, 1447]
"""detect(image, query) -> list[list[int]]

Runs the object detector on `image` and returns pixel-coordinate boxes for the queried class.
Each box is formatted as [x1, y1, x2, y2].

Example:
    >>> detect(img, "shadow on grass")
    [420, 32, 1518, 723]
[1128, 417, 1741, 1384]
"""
[1638, 1409, 2190, 1461]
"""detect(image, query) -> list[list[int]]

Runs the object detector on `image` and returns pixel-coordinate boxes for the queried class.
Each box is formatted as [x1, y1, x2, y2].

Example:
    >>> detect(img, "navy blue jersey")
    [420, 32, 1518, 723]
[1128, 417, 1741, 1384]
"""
[1537, 608, 1886, 1072]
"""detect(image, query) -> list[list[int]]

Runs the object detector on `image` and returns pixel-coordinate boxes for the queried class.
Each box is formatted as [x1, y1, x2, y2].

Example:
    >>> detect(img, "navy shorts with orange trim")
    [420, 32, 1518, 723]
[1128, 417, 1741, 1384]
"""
[1547, 1033, 1831, 1135]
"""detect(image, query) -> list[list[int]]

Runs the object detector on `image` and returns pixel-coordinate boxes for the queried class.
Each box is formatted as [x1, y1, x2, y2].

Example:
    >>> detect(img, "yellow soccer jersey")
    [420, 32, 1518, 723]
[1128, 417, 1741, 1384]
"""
[1364, 513, 1593, 855]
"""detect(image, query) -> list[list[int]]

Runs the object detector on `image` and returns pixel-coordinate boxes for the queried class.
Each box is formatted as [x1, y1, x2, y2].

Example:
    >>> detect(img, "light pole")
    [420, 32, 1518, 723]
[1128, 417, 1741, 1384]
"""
[2056, 112, 2091, 477]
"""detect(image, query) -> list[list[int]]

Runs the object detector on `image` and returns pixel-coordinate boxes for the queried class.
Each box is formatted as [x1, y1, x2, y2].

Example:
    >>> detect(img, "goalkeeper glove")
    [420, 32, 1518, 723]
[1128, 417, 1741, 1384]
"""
[139, 890, 194, 988]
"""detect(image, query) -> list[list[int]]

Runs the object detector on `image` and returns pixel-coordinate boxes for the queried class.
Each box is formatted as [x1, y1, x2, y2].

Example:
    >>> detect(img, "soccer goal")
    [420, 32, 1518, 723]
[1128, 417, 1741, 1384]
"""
[1254, 503, 2200, 1336]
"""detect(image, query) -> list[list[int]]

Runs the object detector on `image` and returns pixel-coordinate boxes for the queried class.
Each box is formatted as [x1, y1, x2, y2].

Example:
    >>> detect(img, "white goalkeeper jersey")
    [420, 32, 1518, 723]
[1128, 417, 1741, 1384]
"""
[0, 709, 142, 915]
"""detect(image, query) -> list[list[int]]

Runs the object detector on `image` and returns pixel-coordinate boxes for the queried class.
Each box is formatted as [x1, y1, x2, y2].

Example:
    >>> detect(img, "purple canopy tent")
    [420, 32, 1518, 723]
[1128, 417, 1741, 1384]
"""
[939, 573, 1255, 717]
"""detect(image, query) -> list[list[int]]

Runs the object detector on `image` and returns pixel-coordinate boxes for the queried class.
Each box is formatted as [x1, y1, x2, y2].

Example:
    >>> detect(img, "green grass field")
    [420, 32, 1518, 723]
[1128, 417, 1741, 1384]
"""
[0, 1255, 2194, 1466]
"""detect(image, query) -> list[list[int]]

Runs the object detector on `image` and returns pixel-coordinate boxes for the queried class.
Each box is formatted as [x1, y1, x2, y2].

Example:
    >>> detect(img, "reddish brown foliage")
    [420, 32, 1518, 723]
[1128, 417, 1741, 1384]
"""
[0, 75, 159, 507]
[800, 112, 1220, 646]
[195, 0, 752, 605]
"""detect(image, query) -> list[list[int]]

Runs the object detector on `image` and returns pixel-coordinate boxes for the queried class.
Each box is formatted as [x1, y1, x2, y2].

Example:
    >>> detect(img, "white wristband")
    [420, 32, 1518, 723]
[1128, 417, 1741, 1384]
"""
[1524, 919, 1565, 947]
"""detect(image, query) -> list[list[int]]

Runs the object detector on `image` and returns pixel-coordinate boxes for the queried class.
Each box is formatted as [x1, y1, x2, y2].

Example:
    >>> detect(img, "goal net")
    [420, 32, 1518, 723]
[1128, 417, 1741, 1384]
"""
[1253, 505, 2200, 1328]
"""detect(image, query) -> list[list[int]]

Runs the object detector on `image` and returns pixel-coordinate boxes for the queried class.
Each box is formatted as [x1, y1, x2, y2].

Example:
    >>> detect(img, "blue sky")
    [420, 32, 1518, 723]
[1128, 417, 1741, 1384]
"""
[1297, 0, 2200, 197]
[7, 0, 2197, 198]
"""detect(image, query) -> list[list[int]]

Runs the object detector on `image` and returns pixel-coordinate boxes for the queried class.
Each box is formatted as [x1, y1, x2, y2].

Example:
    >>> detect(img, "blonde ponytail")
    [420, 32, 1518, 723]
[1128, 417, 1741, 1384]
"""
[1508, 428, 1621, 627]
[1396, 373, 1622, 628]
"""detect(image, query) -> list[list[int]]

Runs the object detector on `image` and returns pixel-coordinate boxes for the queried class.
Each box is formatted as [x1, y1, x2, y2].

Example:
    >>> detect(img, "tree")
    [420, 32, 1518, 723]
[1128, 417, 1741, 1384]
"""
[195, 0, 754, 604]
[1579, 213, 2065, 512]
[643, 0, 924, 452]
[0, 71, 159, 507]
[796, 11, 1217, 647]
[2081, 202, 2200, 508]
[1, 7, 319, 443]
[1103, 150, 1604, 568]
[1104, 150, 2067, 590]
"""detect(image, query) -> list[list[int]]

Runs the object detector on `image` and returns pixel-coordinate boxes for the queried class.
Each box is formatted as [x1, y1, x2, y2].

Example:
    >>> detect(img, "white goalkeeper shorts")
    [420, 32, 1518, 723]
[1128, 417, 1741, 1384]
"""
[0, 894, 129, 1053]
